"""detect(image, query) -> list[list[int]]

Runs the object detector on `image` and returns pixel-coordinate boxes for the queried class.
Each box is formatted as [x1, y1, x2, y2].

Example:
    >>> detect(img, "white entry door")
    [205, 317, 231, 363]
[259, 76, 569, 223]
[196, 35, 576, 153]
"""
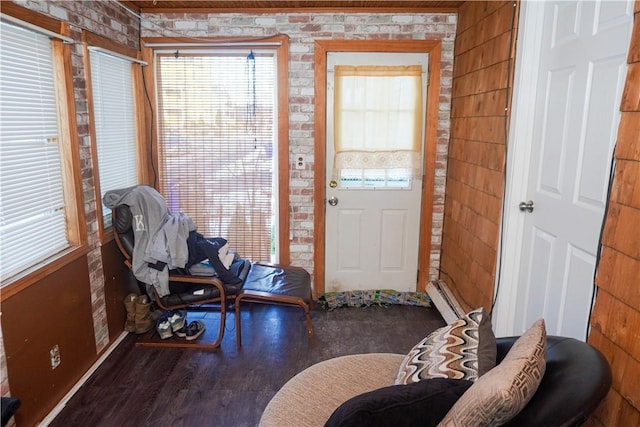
[495, 0, 633, 340]
[324, 52, 429, 293]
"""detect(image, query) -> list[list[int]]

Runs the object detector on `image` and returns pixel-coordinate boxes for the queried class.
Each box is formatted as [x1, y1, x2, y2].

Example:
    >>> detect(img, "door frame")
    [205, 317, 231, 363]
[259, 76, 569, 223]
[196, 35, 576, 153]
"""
[493, 0, 545, 337]
[313, 39, 442, 298]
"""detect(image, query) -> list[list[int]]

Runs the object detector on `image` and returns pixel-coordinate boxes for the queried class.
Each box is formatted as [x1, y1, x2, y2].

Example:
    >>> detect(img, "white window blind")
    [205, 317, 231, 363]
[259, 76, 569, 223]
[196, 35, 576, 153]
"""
[0, 21, 68, 282]
[89, 49, 138, 227]
[155, 52, 276, 261]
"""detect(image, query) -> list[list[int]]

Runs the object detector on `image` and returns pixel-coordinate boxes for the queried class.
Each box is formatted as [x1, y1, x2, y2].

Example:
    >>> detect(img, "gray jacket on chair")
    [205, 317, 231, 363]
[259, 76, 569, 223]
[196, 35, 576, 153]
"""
[103, 185, 196, 297]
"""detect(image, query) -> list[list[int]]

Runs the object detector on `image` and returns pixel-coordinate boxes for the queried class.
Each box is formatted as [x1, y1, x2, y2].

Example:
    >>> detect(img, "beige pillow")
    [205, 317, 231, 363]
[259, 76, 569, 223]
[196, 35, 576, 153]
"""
[395, 307, 496, 385]
[438, 318, 547, 427]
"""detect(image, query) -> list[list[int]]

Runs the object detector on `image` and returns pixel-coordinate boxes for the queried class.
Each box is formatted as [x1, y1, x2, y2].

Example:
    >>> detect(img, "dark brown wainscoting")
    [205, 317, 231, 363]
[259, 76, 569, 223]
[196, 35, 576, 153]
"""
[102, 238, 141, 343]
[2, 256, 95, 427]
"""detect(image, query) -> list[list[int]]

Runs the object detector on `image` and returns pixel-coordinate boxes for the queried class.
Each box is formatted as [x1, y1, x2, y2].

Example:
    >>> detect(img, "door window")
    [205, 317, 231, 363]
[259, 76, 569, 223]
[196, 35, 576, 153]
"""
[333, 65, 423, 189]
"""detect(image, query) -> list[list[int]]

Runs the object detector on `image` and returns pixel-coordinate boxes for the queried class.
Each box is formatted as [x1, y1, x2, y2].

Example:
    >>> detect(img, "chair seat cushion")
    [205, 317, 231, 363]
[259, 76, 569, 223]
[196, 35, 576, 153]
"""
[260, 353, 405, 427]
[161, 281, 241, 306]
[242, 263, 311, 302]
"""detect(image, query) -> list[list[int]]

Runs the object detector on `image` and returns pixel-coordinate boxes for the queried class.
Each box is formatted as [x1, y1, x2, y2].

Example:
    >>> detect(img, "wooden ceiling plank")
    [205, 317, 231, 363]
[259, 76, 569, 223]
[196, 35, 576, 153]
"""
[120, 0, 465, 14]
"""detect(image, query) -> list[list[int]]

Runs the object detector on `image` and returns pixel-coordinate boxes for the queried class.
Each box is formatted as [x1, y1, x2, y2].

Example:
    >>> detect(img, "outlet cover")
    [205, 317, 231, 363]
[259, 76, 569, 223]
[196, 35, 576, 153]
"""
[295, 154, 305, 170]
[50, 345, 61, 369]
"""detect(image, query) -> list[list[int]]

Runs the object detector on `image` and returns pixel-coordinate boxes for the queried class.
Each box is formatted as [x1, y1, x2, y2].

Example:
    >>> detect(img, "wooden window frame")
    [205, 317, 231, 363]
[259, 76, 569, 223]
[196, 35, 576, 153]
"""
[141, 35, 290, 264]
[82, 31, 148, 242]
[0, 3, 86, 300]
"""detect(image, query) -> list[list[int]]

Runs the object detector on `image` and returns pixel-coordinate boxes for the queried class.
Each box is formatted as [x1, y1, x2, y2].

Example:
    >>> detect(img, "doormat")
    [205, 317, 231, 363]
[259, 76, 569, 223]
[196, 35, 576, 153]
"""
[318, 289, 431, 311]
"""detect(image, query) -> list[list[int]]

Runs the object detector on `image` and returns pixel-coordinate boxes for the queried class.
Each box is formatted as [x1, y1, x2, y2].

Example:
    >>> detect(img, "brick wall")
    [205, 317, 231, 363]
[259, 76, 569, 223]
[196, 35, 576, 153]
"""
[440, 1, 516, 311]
[15, 0, 139, 352]
[141, 11, 458, 277]
[588, 2, 640, 425]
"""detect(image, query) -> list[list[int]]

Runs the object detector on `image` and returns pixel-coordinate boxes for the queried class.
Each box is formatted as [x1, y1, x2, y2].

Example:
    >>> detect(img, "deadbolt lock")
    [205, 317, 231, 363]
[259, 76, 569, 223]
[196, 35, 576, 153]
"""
[329, 180, 337, 188]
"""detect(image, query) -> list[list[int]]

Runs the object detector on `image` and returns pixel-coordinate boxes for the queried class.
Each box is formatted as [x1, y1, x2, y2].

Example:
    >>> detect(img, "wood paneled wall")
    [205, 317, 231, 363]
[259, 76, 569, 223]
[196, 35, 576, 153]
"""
[445, 1, 640, 425]
[440, 0, 516, 311]
[588, 2, 640, 425]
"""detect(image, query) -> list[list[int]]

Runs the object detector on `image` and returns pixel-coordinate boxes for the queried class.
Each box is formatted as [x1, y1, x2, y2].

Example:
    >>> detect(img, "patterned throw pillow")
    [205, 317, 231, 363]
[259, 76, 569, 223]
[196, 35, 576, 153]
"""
[395, 307, 496, 385]
[438, 318, 547, 427]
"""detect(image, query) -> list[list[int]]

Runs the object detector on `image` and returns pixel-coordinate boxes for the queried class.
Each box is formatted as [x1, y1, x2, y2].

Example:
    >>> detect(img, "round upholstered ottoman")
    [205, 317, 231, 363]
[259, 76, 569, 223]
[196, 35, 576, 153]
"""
[260, 353, 405, 427]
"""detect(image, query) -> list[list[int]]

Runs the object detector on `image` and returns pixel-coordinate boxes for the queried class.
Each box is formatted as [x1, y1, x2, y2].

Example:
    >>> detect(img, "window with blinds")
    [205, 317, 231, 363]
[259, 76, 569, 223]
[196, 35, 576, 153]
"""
[89, 49, 139, 227]
[155, 52, 276, 261]
[0, 21, 69, 282]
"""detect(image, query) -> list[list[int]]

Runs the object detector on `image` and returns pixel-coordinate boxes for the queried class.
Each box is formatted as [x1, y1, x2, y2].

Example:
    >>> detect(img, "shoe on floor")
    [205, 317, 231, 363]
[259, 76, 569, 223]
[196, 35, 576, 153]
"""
[167, 309, 187, 332]
[174, 323, 188, 338]
[181, 320, 205, 341]
[156, 317, 173, 339]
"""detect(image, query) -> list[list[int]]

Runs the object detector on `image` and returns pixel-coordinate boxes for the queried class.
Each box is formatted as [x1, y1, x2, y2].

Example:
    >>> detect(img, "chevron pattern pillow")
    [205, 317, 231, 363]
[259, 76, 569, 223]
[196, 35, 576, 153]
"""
[438, 318, 547, 427]
[395, 307, 497, 385]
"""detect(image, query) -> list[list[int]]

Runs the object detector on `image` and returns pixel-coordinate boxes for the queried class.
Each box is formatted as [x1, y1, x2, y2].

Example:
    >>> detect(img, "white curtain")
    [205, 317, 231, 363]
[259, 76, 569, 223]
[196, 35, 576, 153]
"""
[333, 65, 423, 177]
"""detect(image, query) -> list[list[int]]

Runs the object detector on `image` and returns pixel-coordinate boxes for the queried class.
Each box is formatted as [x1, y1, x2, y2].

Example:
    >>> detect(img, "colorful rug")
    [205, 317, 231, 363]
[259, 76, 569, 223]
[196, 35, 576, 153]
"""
[318, 289, 431, 310]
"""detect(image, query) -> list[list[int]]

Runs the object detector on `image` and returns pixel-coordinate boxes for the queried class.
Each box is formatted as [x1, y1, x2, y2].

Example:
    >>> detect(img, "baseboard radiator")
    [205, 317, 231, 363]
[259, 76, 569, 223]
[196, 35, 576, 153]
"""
[426, 280, 465, 324]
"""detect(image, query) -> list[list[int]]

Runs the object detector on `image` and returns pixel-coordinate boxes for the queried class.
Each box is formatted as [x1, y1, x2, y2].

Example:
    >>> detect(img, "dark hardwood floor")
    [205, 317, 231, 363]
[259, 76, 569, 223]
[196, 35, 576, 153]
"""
[49, 302, 445, 427]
